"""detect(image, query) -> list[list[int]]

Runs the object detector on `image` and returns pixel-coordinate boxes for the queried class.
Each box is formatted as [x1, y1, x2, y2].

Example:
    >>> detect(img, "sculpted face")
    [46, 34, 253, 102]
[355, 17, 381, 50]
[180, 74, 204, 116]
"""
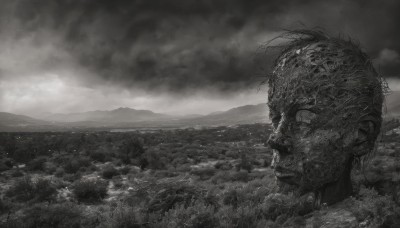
[267, 39, 383, 204]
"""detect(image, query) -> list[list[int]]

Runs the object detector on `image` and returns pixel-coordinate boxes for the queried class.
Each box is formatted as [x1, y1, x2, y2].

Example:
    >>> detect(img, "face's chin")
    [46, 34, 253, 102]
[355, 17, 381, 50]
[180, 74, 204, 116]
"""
[274, 166, 304, 194]
[276, 178, 300, 194]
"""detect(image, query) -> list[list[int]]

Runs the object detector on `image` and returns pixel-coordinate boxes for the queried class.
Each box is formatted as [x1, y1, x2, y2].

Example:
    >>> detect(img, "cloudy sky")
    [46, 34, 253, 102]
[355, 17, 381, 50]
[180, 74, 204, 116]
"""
[0, 0, 399, 116]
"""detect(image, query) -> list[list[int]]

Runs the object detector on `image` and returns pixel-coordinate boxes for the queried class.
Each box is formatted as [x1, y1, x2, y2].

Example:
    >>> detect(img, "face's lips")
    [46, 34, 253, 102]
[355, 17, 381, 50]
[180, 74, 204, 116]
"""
[274, 166, 300, 185]
[275, 171, 295, 178]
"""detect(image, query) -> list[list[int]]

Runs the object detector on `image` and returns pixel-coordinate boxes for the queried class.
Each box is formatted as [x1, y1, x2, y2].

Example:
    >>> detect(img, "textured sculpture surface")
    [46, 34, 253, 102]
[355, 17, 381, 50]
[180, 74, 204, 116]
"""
[267, 30, 385, 205]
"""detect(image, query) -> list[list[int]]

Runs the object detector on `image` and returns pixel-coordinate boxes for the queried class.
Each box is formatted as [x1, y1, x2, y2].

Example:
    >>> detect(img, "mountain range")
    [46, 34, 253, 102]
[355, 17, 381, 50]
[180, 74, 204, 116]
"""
[0, 103, 269, 131]
[1, 90, 399, 132]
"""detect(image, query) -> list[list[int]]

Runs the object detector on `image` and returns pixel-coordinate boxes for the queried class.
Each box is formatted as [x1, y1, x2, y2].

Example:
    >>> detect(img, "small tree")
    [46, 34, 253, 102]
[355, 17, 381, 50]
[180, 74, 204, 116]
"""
[119, 138, 145, 164]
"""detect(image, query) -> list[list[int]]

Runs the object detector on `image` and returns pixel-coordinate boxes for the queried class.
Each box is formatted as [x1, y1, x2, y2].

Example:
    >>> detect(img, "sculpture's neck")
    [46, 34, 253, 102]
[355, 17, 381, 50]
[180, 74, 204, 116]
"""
[317, 157, 353, 206]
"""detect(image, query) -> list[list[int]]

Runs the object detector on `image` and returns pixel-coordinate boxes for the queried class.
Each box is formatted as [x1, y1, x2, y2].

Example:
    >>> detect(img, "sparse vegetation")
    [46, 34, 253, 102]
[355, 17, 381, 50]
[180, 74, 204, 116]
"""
[0, 123, 399, 227]
[73, 178, 108, 203]
[5, 176, 56, 202]
[101, 164, 119, 179]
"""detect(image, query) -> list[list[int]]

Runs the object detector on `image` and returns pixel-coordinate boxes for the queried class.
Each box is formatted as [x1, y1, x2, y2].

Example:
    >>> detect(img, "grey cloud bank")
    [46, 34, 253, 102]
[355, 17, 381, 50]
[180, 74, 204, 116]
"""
[0, 0, 399, 115]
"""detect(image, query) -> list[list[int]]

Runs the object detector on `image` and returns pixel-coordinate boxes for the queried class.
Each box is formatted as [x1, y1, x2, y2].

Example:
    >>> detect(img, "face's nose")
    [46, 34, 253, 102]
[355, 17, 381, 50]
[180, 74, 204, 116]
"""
[268, 116, 292, 155]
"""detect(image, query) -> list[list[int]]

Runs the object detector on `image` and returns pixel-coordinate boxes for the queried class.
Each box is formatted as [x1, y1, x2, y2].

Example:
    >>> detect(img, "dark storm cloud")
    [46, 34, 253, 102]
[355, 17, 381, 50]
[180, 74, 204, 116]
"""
[1, 0, 400, 94]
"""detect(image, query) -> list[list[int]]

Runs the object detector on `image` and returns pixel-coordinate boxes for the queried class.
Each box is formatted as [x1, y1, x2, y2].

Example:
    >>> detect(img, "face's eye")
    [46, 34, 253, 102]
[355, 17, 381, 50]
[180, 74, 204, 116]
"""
[295, 110, 316, 124]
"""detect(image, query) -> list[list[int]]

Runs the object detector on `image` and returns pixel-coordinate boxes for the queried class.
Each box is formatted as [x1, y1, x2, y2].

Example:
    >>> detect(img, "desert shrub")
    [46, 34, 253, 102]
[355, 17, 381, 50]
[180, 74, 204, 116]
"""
[157, 201, 219, 228]
[119, 138, 145, 164]
[0, 198, 11, 215]
[27, 156, 48, 171]
[222, 189, 245, 208]
[142, 180, 217, 214]
[214, 161, 233, 170]
[139, 157, 149, 170]
[190, 168, 216, 180]
[216, 204, 262, 228]
[6, 177, 34, 201]
[235, 154, 253, 173]
[5, 177, 56, 202]
[10, 169, 24, 177]
[119, 166, 130, 175]
[212, 170, 251, 183]
[261, 193, 297, 221]
[2, 157, 14, 168]
[89, 164, 98, 172]
[102, 165, 119, 179]
[63, 157, 91, 174]
[55, 167, 65, 177]
[73, 178, 108, 203]
[175, 164, 191, 172]
[113, 177, 124, 188]
[262, 158, 271, 167]
[35, 178, 58, 202]
[90, 150, 108, 162]
[44, 161, 57, 174]
[154, 170, 179, 178]
[144, 151, 167, 170]
[380, 212, 400, 228]
[63, 172, 82, 182]
[211, 171, 231, 184]
[348, 186, 400, 226]
[0, 161, 11, 172]
[230, 170, 250, 182]
[98, 202, 147, 228]
[2, 203, 83, 228]
[225, 151, 239, 159]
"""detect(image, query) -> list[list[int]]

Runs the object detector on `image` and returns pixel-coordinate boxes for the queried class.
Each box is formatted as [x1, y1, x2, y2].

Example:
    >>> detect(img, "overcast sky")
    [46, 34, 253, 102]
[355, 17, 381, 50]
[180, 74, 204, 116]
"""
[0, 0, 399, 116]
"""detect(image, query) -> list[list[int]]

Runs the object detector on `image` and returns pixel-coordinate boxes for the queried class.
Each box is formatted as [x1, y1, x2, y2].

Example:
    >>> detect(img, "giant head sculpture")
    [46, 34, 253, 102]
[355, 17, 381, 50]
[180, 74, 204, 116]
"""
[267, 30, 384, 205]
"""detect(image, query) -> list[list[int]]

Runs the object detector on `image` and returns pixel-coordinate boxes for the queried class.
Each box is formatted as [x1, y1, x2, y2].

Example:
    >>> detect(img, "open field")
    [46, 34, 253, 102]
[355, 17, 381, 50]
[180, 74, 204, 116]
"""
[1, 122, 400, 227]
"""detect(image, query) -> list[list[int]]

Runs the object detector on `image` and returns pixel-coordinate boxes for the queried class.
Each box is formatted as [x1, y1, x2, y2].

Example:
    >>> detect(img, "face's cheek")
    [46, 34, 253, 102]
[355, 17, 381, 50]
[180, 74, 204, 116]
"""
[298, 130, 350, 190]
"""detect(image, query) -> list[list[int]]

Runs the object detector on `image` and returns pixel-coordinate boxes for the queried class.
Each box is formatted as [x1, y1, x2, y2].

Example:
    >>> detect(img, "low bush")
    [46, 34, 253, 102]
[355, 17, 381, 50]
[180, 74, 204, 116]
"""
[102, 165, 119, 179]
[27, 156, 48, 171]
[73, 178, 108, 203]
[214, 161, 233, 170]
[90, 150, 108, 162]
[230, 170, 250, 182]
[63, 157, 91, 174]
[154, 170, 179, 178]
[157, 201, 219, 228]
[190, 168, 216, 180]
[143, 151, 166, 170]
[0, 162, 11, 172]
[222, 189, 245, 208]
[44, 161, 58, 174]
[119, 166, 131, 175]
[98, 202, 147, 228]
[63, 172, 82, 182]
[0, 198, 11, 215]
[2, 203, 83, 228]
[348, 186, 400, 227]
[10, 169, 24, 177]
[146, 181, 217, 213]
[55, 167, 65, 177]
[5, 177, 56, 202]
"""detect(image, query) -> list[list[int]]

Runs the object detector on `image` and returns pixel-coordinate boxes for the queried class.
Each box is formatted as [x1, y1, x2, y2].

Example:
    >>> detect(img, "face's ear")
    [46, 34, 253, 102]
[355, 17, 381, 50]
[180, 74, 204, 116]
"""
[352, 120, 376, 157]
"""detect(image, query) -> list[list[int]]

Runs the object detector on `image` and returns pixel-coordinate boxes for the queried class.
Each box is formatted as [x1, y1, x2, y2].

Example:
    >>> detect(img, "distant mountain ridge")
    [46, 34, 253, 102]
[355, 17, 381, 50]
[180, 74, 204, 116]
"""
[188, 103, 268, 125]
[2, 95, 400, 132]
[44, 107, 171, 123]
[0, 112, 52, 131]
[0, 104, 269, 131]
[0, 112, 48, 125]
